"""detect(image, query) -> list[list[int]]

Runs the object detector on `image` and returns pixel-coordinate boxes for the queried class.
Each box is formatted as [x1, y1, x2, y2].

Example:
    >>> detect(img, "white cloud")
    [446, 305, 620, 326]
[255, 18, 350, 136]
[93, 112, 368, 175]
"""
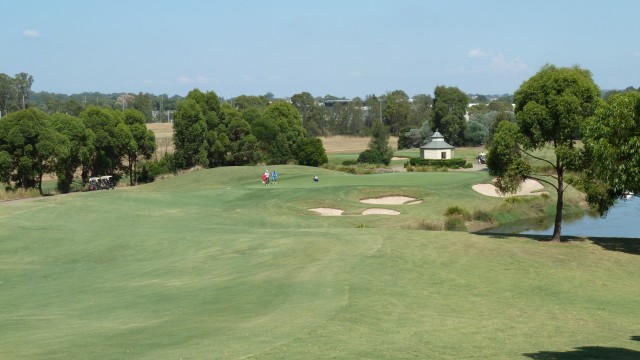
[635, 51, 640, 58]
[490, 53, 528, 73]
[467, 48, 489, 58]
[467, 48, 528, 73]
[178, 76, 193, 84]
[23, 29, 40, 38]
[177, 75, 214, 84]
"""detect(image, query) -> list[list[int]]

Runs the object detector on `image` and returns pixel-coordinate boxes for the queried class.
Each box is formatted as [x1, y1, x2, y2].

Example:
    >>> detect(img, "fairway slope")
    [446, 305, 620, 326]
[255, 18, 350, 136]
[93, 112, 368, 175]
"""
[1, 166, 639, 358]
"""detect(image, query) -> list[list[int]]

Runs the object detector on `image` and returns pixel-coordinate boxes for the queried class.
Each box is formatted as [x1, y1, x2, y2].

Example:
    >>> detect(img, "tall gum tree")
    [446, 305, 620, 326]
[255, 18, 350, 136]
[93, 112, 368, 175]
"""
[582, 91, 640, 214]
[486, 64, 600, 241]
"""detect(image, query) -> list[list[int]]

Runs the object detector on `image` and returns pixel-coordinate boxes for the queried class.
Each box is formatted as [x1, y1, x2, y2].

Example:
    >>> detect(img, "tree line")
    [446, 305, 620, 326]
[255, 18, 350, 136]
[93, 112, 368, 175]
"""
[0, 106, 156, 194]
[5, 71, 522, 149]
[171, 89, 327, 170]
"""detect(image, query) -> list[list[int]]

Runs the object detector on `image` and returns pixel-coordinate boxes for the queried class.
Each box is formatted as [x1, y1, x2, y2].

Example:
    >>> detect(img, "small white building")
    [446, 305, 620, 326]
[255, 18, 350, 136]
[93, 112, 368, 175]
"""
[420, 131, 455, 160]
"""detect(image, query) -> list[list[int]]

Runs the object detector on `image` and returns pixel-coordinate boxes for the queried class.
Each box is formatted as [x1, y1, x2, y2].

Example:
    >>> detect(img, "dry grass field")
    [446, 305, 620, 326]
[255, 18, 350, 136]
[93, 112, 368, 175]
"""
[146, 122, 399, 157]
[147, 123, 174, 159]
[320, 135, 398, 154]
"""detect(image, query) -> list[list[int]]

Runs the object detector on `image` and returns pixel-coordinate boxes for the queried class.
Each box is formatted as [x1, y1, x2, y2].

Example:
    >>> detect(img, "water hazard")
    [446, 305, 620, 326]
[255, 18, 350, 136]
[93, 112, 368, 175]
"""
[481, 196, 640, 238]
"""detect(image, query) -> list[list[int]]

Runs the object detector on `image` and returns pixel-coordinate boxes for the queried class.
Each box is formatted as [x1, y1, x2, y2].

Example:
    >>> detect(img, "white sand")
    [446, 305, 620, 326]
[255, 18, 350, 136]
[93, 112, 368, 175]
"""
[308, 208, 344, 216]
[362, 208, 401, 215]
[472, 179, 547, 197]
[360, 196, 418, 205]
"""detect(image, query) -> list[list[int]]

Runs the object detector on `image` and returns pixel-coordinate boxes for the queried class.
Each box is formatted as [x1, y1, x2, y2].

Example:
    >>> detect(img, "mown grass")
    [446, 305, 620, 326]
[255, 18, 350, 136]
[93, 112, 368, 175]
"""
[1, 165, 638, 359]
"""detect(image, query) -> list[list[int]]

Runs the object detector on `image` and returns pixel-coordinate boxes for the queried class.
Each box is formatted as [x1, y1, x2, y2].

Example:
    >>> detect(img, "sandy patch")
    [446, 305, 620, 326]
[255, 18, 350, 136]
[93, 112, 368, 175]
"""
[362, 208, 400, 215]
[360, 196, 418, 205]
[472, 179, 547, 197]
[308, 208, 344, 216]
[391, 156, 409, 160]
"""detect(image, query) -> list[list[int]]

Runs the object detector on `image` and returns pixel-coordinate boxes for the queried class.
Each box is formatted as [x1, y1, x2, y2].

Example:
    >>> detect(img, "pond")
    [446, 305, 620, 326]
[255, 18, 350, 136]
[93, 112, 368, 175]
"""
[480, 196, 640, 239]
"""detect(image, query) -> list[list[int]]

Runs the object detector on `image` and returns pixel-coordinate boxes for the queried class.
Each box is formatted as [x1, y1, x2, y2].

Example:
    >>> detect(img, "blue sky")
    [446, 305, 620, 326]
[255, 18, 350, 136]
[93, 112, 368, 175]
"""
[3, 0, 639, 98]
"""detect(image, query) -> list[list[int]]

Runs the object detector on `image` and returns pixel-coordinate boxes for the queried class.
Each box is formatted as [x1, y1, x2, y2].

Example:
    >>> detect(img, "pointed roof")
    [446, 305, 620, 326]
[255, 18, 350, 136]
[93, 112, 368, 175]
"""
[420, 130, 455, 150]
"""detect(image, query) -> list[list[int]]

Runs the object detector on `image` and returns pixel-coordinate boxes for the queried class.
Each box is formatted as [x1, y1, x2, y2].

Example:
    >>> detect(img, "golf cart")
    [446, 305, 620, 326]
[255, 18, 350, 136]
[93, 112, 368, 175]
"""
[88, 177, 101, 191]
[477, 152, 487, 164]
[100, 175, 115, 189]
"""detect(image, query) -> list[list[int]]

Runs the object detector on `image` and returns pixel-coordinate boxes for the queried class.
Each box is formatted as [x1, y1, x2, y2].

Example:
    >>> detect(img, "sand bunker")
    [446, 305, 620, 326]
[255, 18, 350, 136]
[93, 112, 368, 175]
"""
[472, 179, 547, 197]
[362, 208, 400, 215]
[360, 196, 420, 205]
[309, 208, 344, 216]
[308, 207, 400, 216]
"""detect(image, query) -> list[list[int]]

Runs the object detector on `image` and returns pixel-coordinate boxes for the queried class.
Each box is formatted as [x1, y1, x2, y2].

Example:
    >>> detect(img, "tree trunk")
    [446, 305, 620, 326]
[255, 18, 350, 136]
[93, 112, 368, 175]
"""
[551, 166, 564, 241]
[38, 172, 43, 196]
[129, 157, 135, 186]
[133, 158, 137, 186]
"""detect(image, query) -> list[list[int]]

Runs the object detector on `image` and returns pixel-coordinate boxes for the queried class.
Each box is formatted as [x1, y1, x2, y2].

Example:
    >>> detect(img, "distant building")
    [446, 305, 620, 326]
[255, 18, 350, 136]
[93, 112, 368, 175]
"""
[420, 131, 455, 159]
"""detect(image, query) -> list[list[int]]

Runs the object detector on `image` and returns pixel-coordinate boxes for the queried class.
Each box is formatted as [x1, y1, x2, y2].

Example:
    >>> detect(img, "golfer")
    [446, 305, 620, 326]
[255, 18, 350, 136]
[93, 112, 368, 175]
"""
[271, 170, 277, 184]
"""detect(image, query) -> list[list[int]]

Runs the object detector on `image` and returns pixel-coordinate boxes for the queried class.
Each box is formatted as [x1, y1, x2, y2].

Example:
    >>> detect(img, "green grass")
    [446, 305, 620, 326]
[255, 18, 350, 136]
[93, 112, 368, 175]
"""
[1, 165, 639, 359]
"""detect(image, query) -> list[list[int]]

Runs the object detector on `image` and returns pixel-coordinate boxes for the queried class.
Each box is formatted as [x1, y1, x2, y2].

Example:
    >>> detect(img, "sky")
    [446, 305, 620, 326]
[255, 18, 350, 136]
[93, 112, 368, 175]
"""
[3, 0, 640, 99]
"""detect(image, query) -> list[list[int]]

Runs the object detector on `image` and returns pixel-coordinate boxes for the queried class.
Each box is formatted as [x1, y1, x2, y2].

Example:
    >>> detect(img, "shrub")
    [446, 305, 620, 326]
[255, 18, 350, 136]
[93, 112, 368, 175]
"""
[444, 215, 467, 231]
[472, 209, 495, 223]
[295, 137, 328, 167]
[342, 159, 358, 166]
[444, 206, 471, 220]
[409, 157, 467, 168]
[406, 165, 448, 173]
[416, 220, 443, 231]
[137, 153, 177, 183]
[357, 149, 385, 165]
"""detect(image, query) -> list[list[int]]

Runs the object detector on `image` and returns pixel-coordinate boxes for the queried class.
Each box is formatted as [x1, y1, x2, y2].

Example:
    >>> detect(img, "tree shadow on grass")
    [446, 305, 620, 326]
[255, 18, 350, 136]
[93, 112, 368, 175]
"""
[631, 336, 640, 342]
[478, 232, 640, 256]
[523, 346, 640, 360]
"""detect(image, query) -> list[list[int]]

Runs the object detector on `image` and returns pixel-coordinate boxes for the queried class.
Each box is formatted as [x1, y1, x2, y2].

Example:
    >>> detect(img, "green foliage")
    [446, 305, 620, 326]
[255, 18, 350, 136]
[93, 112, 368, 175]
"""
[398, 121, 432, 149]
[357, 149, 386, 165]
[444, 206, 471, 220]
[444, 214, 467, 231]
[291, 92, 325, 137]
[172, 99, 207, 169]
[515, 65, 600, 150]
[0, 108, 65, 193]
[463, 120, 487, 146]
[123, 109, 157, 185]
[358, 120, 393, 165]
[50, 113, 95, 192]
[383, 90, 411, 136]
[294, 137, 328, 167]
[432, 86, 468, 146]
[486, 121, 530, 194]
[262, 102, 307, 163]
[405, 165, 449, 173]
[137, 153, 177, 183]
[489, 64, 601, 240]
[408, 157, 466, 168]
[81, 106, 133, 177]
[582, 91, 640, 215]
[130, 92, 154, 122]
[471, 209, 494, 223]
[342, 159, 357, 166]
